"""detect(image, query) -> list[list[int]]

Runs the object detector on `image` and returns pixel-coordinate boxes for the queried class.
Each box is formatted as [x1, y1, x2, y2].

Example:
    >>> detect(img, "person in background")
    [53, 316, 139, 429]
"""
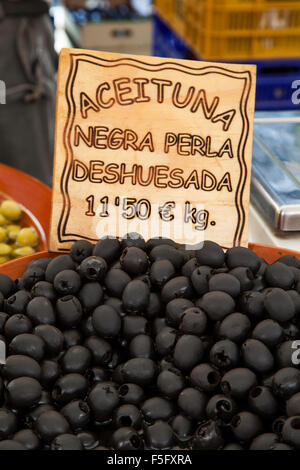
[0, 0, 57, 186]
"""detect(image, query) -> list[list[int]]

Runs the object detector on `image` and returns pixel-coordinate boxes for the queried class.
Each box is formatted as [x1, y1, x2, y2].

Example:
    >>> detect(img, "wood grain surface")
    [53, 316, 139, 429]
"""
[50, 49, 256, 252]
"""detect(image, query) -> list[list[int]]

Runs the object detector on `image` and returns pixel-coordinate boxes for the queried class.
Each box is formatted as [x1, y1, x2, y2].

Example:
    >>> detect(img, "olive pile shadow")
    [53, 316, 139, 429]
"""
[0, 236, 300, 450]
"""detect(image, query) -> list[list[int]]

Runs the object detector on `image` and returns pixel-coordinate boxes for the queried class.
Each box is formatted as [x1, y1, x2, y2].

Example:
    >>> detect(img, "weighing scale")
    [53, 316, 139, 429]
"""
[250, 111, 300, 249]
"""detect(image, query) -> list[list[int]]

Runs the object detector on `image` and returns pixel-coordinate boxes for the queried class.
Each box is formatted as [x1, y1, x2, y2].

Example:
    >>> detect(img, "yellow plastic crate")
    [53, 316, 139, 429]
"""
[155, 0, 186, 37]
[155, 0, 173, 24]
[157, 0, 300, 60]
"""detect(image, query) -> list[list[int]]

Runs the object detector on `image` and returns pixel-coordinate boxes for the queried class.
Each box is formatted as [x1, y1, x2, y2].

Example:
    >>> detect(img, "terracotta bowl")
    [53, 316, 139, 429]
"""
[1, 243, 300, 280]
[0, 163, 52, 264]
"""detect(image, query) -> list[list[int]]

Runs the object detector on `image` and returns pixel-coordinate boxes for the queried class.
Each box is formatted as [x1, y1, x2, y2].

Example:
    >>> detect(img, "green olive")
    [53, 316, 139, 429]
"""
[0, 200, 22, 221]
[7, 224, 21, 241]
[12, 246, 35, 258]
[0, 227, 7, 243]
[17, 227, 38, 247]
[0, 243, 12, 256]
[0, 214, 9, 226]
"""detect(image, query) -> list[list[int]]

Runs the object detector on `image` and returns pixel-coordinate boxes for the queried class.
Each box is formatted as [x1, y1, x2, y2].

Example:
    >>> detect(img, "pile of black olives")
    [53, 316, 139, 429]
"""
[0, 235, 300, 450]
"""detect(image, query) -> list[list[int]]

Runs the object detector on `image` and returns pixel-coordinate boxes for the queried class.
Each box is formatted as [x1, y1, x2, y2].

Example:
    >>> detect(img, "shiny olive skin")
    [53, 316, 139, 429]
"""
[3, 355, 41, 381]
[61, 400, 90, 432]
[35, 410, 70, 443]
[7, 377, 42, 409]
[145, 420, 174, 449]
[193, 420, 224, 450]
[88, 382, 119, 422]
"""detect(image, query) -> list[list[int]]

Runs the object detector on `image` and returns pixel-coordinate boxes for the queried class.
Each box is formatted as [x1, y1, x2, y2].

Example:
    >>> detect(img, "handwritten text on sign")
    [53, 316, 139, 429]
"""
[50, 49, 256, 252]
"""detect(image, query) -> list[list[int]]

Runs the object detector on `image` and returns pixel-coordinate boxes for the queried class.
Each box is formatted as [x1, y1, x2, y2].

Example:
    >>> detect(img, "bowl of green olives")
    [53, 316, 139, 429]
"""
[0, 163, 51, 267]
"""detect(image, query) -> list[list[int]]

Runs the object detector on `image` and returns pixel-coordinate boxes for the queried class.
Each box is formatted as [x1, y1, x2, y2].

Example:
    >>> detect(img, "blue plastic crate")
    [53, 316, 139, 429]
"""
[253, 59, 300, 111]
[152, 14, 300, 111]
[153, 14, 195, 60]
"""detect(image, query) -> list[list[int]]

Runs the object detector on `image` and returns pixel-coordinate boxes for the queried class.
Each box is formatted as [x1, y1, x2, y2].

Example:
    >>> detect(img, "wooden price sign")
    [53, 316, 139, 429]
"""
[49, 48, 256, 252]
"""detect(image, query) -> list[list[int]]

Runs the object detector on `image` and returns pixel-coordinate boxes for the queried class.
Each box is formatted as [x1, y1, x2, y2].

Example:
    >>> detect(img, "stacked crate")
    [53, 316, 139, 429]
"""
[154, 0, 300, 110]
[156, 0, 300, 60]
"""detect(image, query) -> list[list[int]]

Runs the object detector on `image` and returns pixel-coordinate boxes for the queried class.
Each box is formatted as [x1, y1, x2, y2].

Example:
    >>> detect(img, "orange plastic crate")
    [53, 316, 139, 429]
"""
[156, 0, 300, 60]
